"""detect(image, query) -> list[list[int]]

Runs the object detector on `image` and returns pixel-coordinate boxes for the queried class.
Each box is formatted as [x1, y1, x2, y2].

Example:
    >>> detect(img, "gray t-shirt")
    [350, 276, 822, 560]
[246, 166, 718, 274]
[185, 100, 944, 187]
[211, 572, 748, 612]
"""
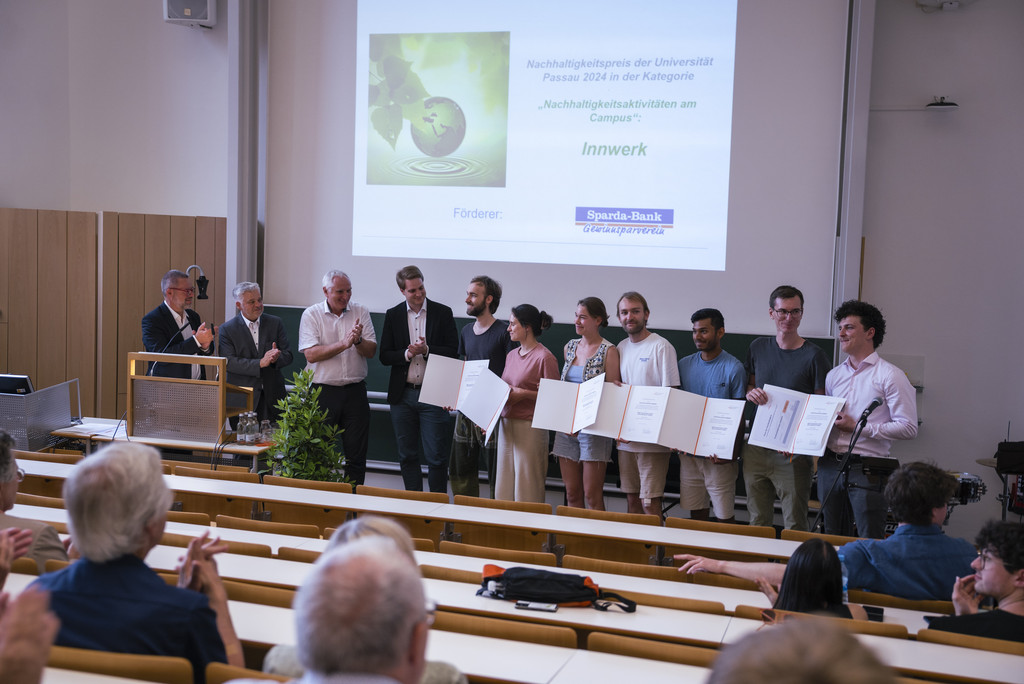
[744, 337, 830, 394]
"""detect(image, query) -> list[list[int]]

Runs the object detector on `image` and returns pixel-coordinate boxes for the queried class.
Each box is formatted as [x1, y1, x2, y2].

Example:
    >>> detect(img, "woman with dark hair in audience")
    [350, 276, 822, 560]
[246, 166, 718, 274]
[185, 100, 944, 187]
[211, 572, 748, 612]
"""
[759, 538, 868, 620]
[496, 304, 558, 503]
[552, 297, 620, 511]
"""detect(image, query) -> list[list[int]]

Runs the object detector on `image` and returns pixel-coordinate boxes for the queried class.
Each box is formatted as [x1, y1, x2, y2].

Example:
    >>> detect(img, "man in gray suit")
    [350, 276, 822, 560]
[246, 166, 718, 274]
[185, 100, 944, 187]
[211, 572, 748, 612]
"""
[219, 282, 293, 423]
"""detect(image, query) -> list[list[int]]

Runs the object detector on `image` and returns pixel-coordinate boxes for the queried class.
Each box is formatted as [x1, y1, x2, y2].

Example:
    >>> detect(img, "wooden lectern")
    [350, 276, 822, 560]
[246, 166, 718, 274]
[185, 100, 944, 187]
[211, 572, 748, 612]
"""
[126, 352, 253, 443]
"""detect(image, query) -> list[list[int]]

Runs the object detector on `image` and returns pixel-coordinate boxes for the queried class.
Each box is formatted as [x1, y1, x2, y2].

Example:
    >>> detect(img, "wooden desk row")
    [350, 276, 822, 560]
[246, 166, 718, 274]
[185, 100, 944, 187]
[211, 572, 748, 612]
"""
[10, 568, 1020, 684]
[19, 459, 801, 563]
[8, 574, 708, 684]
[3, 504, 944, 639]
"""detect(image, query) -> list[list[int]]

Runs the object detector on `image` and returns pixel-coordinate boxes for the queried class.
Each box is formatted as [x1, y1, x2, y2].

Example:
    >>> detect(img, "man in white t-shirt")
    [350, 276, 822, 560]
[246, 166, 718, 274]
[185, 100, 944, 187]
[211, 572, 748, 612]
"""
[615, 292, 680, 519]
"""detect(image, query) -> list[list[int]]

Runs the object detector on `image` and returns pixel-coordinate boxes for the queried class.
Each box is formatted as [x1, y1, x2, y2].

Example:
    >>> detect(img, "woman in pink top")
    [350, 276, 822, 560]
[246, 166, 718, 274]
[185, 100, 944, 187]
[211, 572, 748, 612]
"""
[496, 304, 558, 503]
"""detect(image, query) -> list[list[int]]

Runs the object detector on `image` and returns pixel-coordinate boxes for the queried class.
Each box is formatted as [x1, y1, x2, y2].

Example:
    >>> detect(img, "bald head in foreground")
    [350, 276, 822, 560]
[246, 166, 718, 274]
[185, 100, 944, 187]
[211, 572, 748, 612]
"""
[709, 618, 896, 684]
[295, 537, 430, 684]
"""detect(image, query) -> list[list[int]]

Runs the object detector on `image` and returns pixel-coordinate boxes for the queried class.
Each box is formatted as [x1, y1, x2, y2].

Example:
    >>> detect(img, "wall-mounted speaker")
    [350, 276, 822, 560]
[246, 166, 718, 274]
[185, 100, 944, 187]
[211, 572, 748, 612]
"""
[163, 0, 217, 29]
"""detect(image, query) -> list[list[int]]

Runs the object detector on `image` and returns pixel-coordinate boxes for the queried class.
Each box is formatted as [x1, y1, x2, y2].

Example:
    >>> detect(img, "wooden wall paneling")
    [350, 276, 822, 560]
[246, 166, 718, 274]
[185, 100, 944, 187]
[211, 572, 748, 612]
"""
[0, 209, 10, 372]
[67, 211, 98, 416]
[144, 214, 171, 314]
[96, 212, 119, 418]
[7, 209, 38, 380]
[36, 210, 68, 390]
[169, 214, 196, 298]
[0, 209, 10, 327]
[215, 217, 227, 322]
[194, 216, 218, 329]
[116, 214, 146, 417]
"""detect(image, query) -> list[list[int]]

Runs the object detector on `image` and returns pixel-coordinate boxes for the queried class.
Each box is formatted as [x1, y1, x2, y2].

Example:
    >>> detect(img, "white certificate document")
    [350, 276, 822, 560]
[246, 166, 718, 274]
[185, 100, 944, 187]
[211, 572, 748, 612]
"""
[792, 395, 847, 455]
[748, 384, 846, 456]
[532, 374, 605, 433]
[419, 356, 489, 411]
[693, 398, 746, 458]
[460, 369, 511, 443]
[581, 383, 632, 439]
[619, 385, 671, 443]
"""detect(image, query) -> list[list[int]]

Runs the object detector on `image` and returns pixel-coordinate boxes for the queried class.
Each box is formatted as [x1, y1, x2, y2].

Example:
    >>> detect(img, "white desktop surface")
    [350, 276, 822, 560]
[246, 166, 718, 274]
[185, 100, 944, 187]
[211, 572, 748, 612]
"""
[42, 668, 152, 684]
[551, 650, 710, 683]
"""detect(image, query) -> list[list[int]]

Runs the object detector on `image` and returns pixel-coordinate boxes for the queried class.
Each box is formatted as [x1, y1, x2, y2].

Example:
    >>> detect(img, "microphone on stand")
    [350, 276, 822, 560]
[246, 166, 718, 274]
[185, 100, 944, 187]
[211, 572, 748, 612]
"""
[148, 319, 191, 376]
[859, 397, 885, 423]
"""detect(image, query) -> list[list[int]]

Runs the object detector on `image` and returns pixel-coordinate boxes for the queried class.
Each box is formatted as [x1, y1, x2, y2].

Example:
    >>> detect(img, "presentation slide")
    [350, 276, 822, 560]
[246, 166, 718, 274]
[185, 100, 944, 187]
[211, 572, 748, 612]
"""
[353, 1, 737, 271]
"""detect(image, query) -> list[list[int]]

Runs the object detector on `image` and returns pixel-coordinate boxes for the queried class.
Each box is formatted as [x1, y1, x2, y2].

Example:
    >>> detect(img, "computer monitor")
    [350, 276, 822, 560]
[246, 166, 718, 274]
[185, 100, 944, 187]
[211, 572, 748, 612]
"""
[0, 374, 34, 395]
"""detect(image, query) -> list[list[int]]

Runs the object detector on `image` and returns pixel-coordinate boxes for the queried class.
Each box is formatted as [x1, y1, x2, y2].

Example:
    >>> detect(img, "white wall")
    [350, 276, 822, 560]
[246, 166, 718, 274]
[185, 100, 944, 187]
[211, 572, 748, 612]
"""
[862, 0, 1024, 538]
[0, 0, 228, 216]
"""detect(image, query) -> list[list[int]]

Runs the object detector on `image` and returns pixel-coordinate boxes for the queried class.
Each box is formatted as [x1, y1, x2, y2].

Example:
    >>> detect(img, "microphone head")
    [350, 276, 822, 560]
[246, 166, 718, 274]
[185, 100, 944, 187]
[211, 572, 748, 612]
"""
[196, 275, 210, 300]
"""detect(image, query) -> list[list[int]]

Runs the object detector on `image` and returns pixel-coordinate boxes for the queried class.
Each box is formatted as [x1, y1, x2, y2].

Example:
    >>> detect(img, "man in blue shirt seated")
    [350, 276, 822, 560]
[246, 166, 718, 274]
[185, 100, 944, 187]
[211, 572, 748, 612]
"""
[31, 443, 243, 683]
[928, 521, 1024, 642]
[676, 461, 976, 601]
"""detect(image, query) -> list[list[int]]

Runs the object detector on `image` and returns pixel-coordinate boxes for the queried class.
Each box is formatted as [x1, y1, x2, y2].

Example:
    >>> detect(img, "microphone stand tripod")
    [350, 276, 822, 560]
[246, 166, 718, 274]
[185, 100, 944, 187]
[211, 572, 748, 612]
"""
[811, 414, 871, 534]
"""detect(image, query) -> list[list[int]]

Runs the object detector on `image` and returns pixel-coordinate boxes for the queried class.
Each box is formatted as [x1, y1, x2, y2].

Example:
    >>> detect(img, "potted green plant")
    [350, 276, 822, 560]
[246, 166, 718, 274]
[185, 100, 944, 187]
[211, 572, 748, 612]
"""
[266, 369, 348, 482]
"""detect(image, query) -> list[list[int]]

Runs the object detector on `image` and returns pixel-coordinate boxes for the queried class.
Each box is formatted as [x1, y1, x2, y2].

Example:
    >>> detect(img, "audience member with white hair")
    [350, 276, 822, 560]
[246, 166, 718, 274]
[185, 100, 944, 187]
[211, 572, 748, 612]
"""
[30, 442, 242, 683]
[262, 516, 464, 684]
[234, 537, 433, 684]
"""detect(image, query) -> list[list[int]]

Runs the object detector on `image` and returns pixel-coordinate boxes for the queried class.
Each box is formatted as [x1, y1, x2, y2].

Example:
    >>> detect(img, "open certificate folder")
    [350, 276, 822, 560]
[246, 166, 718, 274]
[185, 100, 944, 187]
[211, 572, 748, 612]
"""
[659, 391, 746, 459]
[419, 356, 490, 411]
[615, 386, 746, 457]
[747, 384, 846, 456]
[531, 374, 605, 433]
[459, 369, 511, 443]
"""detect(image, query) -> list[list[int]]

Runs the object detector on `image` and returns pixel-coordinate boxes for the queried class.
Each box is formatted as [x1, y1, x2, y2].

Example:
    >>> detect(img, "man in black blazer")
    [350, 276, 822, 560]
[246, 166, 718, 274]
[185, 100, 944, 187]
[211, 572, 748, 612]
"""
[219, 282, 293, 423]
[379, 265, 459, 492]
[141, 269, 216, 379]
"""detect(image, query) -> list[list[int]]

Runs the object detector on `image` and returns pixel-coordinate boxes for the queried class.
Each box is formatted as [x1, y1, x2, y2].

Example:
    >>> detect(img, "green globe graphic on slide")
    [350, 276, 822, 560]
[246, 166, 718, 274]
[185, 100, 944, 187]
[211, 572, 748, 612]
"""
[409, 97, 467, 157]
[366, 32, 509, 187]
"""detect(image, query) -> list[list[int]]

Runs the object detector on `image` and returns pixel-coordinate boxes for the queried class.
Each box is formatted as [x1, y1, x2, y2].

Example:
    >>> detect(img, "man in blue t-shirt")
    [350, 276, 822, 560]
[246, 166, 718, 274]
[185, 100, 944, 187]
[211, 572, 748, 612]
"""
[449, 275, 514, 497]
[676, 308, 747, 522]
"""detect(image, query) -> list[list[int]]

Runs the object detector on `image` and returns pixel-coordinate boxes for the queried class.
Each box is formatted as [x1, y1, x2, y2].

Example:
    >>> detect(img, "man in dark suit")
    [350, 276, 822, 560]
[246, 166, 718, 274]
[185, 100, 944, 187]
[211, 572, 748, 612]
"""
[141, 269, 215, 379]
[380, 265, 459, 492]
[218, 282, 293, 423]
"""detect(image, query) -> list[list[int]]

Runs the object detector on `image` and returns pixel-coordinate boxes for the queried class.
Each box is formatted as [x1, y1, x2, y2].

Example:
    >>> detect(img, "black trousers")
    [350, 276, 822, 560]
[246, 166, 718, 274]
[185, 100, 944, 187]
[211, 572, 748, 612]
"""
[314, 381, 371, 485]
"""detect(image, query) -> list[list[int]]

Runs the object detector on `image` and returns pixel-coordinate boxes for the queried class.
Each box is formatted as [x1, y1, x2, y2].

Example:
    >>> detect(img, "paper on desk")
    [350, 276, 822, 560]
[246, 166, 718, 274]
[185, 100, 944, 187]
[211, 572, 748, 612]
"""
[460, 369, 511, 443]
[87, 422, 127, 439]
[419, 356, 489, 411]
[748, 384, 845, 456]
[531, 373, 605, 433]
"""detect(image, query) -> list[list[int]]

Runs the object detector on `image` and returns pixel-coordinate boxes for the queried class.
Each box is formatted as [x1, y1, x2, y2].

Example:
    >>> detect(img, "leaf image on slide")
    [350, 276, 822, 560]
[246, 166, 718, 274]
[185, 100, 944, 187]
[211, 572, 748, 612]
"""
[365, 32, 509, 187]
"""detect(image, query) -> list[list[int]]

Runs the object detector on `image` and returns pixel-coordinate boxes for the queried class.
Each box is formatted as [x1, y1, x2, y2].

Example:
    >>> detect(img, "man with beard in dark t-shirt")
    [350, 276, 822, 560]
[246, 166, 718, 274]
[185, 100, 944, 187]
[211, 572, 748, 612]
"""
[449, 276, 514, 497]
